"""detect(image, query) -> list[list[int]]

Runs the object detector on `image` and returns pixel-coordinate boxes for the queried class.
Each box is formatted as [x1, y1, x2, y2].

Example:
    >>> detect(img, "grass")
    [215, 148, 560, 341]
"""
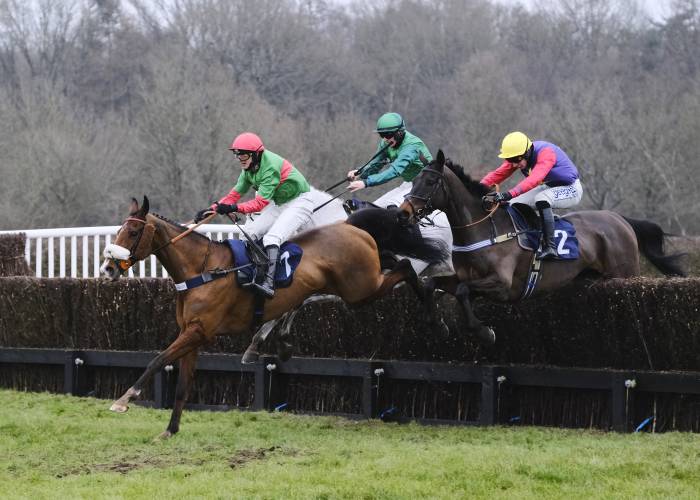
[1, 390, 699, 499]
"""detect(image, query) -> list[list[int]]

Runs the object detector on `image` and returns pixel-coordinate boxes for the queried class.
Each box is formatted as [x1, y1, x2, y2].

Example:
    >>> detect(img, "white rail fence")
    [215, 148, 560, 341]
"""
[0, 224, 241, 279]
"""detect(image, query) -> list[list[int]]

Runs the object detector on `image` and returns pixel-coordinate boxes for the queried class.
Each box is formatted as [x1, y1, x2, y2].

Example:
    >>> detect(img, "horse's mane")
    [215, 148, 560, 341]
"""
[151, 213, 212, 242]
[444, 159, 491, 198]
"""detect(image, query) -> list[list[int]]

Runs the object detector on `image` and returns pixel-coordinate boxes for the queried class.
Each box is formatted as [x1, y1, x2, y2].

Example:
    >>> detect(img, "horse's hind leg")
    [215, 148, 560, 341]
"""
[242, 317, 282, 364]
[110, 321, 206, 413]
[160, 349, 199, 439]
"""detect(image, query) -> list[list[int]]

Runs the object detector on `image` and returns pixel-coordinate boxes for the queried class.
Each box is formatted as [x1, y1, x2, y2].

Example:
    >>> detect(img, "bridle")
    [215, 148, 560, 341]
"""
[403, 168, 447, 221]
[404, 166, 498, 229]
[108, 212, 216, 273]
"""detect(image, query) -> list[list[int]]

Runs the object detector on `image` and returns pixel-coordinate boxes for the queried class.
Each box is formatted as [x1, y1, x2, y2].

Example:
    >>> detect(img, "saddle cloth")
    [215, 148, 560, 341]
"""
[226, 239, 303, 288]
[506, 204, 580, 260]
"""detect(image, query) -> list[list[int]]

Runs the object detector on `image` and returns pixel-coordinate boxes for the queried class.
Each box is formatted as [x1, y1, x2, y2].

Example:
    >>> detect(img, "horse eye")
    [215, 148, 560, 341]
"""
[129, 230, 138, 237]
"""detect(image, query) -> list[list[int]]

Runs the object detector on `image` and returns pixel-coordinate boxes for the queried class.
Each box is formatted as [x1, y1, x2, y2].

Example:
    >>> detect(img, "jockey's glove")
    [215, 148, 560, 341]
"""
[215, 203, 238, 215]
[194, 208, 214, 223]
[483, 191, 512, 205]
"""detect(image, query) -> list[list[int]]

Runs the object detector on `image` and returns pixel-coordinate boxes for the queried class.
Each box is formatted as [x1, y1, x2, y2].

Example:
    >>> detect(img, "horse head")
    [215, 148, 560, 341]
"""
[100, 196, 157, 280]
[400, 149, 449, 224]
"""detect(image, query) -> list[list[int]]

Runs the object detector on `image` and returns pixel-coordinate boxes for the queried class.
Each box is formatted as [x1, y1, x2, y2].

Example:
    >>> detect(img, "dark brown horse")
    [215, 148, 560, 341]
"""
[100, 197, 446, 438]
[400, 150, 686, 344]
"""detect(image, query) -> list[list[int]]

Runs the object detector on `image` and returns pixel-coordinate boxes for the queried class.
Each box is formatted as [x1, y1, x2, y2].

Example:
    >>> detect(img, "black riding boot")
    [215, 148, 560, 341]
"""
[255, 245, 279, 298]
[537, 206, 558, 260]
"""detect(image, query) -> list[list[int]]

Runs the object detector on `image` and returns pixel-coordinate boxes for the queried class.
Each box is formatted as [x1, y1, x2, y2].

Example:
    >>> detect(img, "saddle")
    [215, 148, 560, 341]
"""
[226, 239, 303, 290]
[505, 204, 579, 260]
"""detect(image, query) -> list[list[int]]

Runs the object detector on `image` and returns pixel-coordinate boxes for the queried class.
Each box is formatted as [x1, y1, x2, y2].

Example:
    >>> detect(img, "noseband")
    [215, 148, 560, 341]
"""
[403, 168, 447, 220]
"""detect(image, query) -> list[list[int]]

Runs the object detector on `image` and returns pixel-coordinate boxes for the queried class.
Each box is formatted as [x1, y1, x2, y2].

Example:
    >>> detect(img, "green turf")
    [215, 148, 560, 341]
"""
[1, 389, 698, 499]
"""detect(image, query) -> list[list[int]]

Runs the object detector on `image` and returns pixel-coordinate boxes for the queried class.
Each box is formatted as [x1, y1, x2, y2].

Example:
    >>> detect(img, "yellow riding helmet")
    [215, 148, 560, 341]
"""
[498, 131, 532, 159]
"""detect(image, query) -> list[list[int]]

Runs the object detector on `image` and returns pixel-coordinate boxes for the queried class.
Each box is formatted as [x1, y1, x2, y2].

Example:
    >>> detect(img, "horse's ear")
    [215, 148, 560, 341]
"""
[419, 152, 429, 166]
[437, 150, 445, 166]
[140, 196, 150, 216]
[129, 198, 139, 215]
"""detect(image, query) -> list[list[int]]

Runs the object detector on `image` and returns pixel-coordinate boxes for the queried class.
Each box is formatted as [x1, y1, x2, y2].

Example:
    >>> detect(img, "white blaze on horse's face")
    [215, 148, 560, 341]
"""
[100, 244, 131, 280]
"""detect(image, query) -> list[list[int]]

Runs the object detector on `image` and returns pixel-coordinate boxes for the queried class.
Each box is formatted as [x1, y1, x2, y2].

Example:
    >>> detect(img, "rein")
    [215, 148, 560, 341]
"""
[407, 168, 499, 230]
[111, 212, 217, 271]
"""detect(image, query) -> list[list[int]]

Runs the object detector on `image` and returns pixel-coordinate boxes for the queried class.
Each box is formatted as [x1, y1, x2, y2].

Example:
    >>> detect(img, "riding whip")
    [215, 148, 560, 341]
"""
[226, 213, 269, 262]
[322, 142, 391, 192]
[312, 187, 351, 213]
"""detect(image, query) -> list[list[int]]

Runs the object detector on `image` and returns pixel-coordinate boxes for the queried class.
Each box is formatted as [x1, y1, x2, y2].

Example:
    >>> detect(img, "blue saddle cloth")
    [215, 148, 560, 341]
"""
[506, 205, 580, 260]
[226, 239, 303, 288]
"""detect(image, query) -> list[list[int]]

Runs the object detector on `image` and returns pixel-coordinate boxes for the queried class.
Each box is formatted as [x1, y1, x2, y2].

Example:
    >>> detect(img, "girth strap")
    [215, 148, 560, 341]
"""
[452, 231, 522, 253]
[174, 264, 253, 292]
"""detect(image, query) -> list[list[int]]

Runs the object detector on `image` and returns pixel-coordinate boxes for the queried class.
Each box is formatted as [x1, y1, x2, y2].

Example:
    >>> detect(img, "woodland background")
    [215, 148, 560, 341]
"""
[0, 0, 698, 234]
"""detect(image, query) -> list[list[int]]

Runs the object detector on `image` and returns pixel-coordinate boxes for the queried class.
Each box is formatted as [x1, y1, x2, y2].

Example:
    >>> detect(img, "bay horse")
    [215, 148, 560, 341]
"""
[400, 150, 686, 344]
[100, 196, 446, 438]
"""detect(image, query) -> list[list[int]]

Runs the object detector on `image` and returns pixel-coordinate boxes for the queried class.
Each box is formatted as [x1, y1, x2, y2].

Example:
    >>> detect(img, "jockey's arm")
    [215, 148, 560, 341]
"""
[214, 172, 250, 207]
[358, 141, 390, 178]
[480, 161, 517, 190]
[363, 147, 416, 187]
[509, 147, 556, 197]
[235, 166, 280, 214]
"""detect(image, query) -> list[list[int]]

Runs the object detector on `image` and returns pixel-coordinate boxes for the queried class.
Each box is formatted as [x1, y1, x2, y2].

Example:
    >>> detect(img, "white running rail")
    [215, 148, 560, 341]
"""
[0, 224, 242, 278]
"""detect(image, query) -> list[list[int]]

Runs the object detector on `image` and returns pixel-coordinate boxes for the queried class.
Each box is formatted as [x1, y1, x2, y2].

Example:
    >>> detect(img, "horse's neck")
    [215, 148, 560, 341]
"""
[149, 216, 221, 282]
[444, 180, 493, 246]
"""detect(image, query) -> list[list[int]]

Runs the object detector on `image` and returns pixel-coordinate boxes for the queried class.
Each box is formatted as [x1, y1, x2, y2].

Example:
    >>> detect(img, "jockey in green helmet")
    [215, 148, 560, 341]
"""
[346, 112, 454, 277]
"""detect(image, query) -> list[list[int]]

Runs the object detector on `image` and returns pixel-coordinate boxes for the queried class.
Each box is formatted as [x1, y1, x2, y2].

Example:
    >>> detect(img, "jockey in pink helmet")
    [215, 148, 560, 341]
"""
[194, 132, 312, 298]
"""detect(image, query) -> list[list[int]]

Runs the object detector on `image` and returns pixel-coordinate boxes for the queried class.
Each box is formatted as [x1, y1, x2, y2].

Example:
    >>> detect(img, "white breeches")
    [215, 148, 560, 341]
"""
[243, 188, 346, 247]
[510, 179, 583, 210]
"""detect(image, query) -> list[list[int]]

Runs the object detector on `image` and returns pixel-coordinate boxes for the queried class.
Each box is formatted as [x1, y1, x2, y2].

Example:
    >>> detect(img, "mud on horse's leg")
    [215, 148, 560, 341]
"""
[110, 321, 207, 413]
[160, 349, 199, 439]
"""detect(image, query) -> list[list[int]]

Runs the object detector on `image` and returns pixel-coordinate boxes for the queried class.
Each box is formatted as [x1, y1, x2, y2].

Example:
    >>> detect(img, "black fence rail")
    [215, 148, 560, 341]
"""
[1, 347, 699, 432]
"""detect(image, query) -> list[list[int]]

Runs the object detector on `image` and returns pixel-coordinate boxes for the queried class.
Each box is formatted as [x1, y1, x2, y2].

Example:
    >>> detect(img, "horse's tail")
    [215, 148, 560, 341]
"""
[347, 207, 449, 263]
[622, 216, 687, 277]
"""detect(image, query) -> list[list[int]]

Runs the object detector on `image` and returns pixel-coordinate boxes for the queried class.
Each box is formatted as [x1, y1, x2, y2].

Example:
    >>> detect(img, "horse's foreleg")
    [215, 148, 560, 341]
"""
[455, 282, 495, 345]
[110, 321, 207, 413]
[160, 349, 199, 439]
[403, 272, 450, 338]
[355, 258, 414, 305]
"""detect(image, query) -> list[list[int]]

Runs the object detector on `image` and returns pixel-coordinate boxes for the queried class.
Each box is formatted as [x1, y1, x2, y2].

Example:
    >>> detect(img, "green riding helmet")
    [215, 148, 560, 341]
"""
[375, 112, 406, 133]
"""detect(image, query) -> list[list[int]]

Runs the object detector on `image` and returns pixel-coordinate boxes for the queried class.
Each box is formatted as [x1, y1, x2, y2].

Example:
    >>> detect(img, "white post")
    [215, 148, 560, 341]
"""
[59, 236, 66, 278]
[93, 235, 100, 277]
[48, 236, 55, 278]
[35, 238, 43, 277]
[82, 236, 89, 278]
[70, 236, 77, 278]
[150, 255, 157, 278]
[24, 238, 30, 266]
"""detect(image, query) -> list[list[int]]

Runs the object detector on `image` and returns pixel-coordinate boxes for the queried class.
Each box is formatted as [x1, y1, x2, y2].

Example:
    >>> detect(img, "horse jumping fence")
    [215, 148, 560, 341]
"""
[1, 347, 698, 432]
[0, 224, 241, 278]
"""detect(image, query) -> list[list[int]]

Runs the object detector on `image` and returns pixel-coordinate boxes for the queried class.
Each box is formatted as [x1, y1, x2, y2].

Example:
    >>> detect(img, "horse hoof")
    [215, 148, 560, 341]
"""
[475, 326, 496, 345]
[242, 349, 259, 364]
[110, 401, 129, 413]
[277, 341, 293, 362]
[155, 430, 173, 441]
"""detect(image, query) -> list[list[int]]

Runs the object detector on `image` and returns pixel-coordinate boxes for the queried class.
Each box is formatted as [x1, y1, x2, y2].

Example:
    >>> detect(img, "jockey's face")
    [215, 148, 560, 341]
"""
[378, 131, 398, 148]
[506, 156, 527, 169]
[233, 150, 254, 169]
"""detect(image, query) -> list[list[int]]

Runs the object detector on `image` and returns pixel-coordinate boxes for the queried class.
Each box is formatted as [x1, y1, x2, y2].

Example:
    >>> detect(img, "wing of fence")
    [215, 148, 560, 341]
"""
[0, 224, 242, 278]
